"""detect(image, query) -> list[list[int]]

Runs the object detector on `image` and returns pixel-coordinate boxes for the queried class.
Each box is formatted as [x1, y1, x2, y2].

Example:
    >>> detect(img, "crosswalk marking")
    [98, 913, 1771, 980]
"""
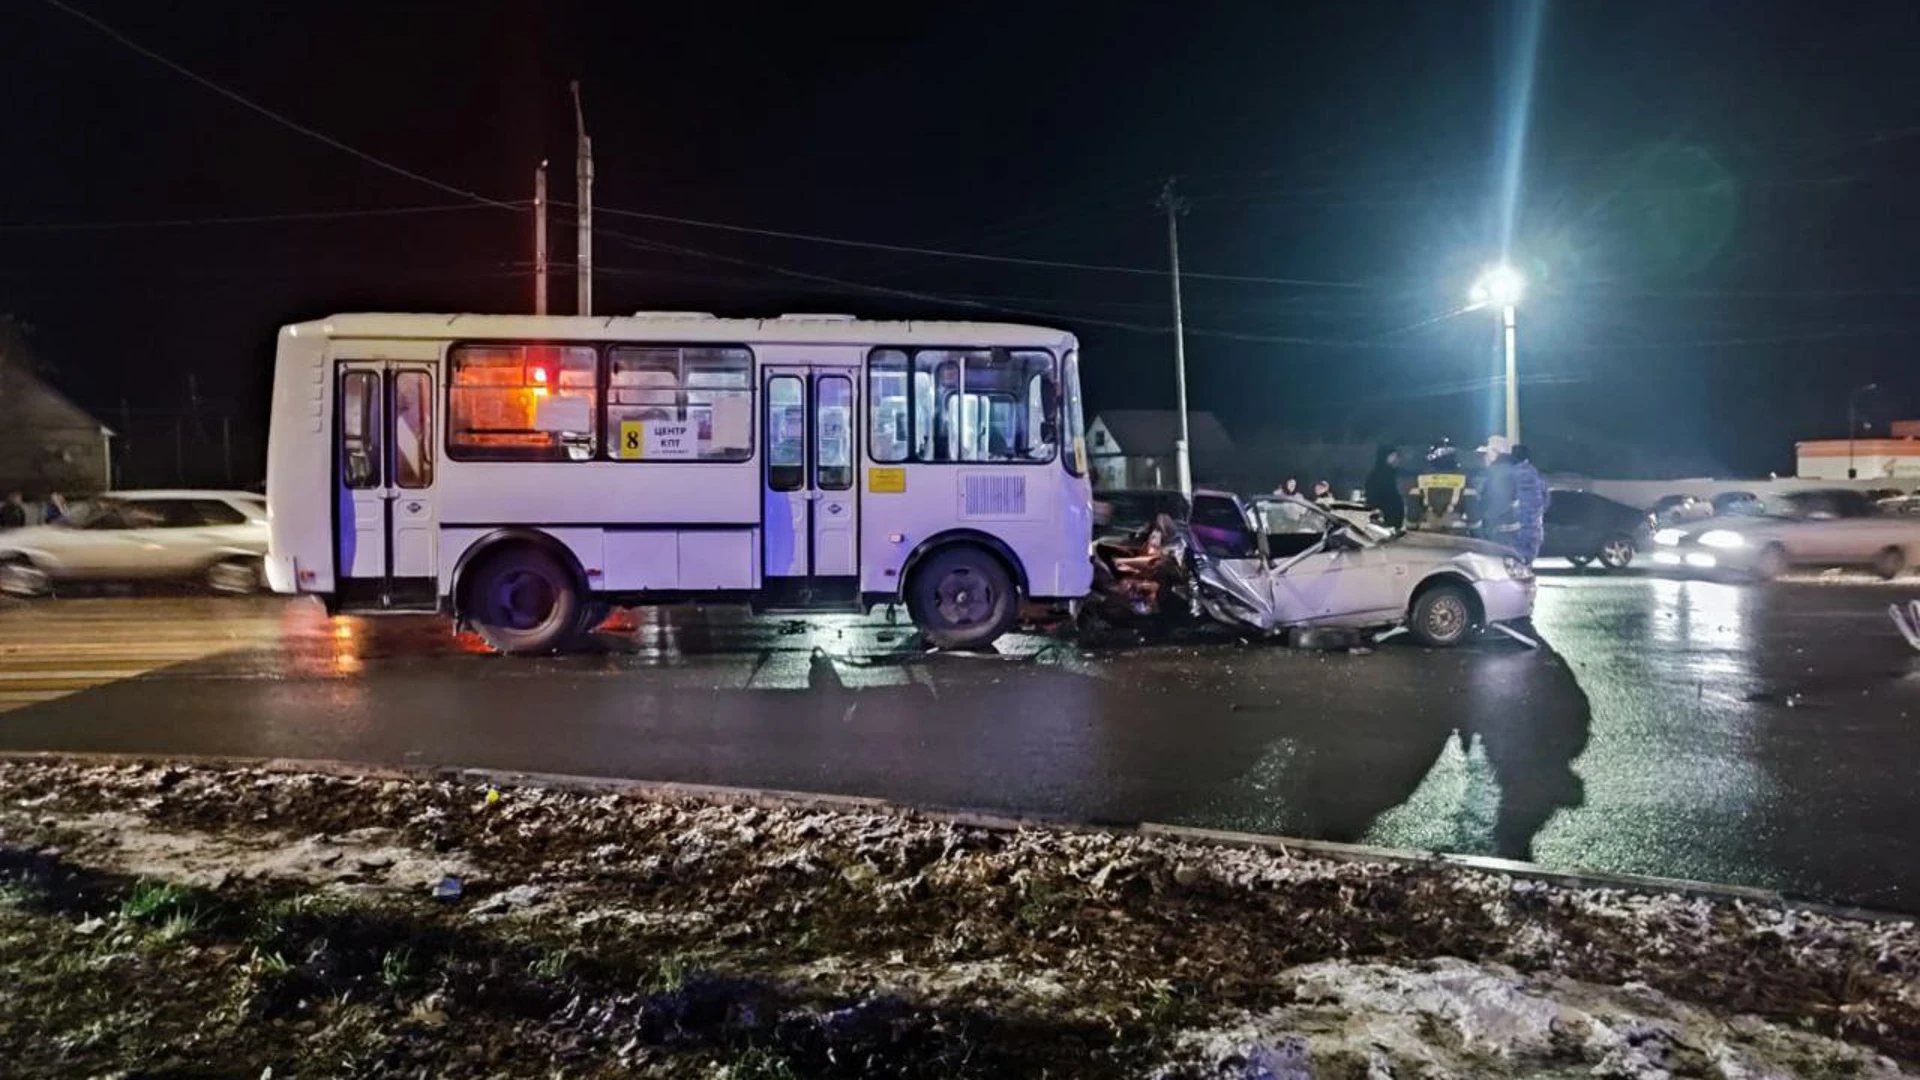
[0, 597, 302, 714]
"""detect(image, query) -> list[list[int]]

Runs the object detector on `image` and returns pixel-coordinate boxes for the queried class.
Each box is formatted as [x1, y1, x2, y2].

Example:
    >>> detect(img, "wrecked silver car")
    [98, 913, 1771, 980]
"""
[1149, 491, 1536, 647]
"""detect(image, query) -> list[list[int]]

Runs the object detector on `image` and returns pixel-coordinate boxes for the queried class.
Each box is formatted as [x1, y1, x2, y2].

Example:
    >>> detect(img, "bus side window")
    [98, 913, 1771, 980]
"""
[341, 371, 380, 489]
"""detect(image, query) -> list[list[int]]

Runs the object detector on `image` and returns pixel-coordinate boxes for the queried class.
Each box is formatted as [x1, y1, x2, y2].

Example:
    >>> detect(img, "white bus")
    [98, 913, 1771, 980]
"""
[265, 312, 1092, 652]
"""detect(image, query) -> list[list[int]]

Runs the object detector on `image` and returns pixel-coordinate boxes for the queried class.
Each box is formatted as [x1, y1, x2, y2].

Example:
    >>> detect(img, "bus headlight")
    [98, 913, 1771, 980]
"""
[1698, 529, 1747, 550]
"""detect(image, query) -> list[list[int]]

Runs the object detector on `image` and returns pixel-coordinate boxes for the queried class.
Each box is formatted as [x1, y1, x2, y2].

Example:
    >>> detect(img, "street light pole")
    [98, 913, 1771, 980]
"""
[1502, 302, 1519, 444]
[1470, 265, 1525, 445]
[1849, 382, 1879, 480]
[1159, 178, 1192, 499]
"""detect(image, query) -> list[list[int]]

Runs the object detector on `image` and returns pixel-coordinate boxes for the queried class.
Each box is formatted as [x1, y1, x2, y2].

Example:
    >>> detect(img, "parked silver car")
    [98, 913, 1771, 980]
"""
[1181, 491, 1535, 646]
[0, 490, 269, 595]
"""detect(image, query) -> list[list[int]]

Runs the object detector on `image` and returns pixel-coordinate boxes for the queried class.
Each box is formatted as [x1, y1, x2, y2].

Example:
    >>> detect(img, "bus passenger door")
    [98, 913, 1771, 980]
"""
[810, 370, 858, 578]
[385, 366, 438, 606]
[335, 362, 438, 610]
[336, 365, 386, 605]
[761, 366, 859, 605]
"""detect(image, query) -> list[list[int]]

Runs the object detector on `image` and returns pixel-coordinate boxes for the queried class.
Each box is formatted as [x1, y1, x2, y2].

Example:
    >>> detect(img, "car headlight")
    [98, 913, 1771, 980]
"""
[1697, 529, 1746, 550]
[1653, 528, 1686, 546]
[1502, 555, 1533, 581]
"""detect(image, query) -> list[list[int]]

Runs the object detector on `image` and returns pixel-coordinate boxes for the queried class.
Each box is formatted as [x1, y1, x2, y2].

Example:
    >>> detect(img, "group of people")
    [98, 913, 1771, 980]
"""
[1272, 476, 1335, 503]
[1277, 436, 1548, 564]
[1472, 435, 1549, 565]
[0, 491, 68, 530]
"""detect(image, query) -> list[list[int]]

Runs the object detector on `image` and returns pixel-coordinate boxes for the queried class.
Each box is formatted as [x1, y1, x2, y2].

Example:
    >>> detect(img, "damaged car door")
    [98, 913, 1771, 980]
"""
[1183, 492, 1279, 633]
[1259, 497, 1402, 626]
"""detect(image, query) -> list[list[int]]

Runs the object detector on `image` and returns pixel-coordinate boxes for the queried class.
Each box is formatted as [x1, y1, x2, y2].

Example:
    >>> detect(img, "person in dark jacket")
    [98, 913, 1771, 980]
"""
[0, 492, 24, 530]
[1509, 444, 1549, 564]
[1364, 445, 1405, 528]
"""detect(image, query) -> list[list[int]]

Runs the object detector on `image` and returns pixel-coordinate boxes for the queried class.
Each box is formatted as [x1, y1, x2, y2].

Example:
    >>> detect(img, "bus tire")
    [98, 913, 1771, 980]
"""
[463, 546, 581, 655]
[907, 545, 1017, 651]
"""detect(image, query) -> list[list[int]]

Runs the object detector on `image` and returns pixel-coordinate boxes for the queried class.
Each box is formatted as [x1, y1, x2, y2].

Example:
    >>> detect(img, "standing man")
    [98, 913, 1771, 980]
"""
[1475, 436, 1517, 545]
[0, 492, 25, 530]
[1365, 445, 1405, 529]
[1510, 444, 1549, 565]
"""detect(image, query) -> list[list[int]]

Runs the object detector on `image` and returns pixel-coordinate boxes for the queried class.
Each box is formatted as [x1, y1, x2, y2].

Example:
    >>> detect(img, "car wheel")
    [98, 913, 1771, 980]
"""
[1873, 546, 1906, 581]
[205, 556, 264, 594]
[1753, 543, 1789, 582]
[464, 547, 581, 654]
[1408, 583, 1476, 648]
[907, 546, 1017, 650]
[1565, 554, 1592, 569]
[1598, 534, 1636, 571]
[0, 558, 49, 598]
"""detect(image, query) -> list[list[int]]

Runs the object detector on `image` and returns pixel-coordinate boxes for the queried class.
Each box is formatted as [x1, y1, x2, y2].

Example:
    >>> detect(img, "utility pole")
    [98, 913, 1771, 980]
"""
[220, 415, 233, 487]
[1849, 382, 1879, 480]
[571, 81, 593, 317]
[534, 160, 549, 316]
[1158, 178, 1193, 499]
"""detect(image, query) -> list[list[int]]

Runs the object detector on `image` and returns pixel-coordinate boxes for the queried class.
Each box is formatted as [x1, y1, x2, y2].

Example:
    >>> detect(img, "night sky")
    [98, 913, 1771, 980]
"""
[4, 0, 1919, 485]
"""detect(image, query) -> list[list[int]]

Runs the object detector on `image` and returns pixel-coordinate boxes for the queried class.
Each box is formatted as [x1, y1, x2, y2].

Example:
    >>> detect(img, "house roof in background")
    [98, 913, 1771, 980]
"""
[1092, 410, 1236, 461]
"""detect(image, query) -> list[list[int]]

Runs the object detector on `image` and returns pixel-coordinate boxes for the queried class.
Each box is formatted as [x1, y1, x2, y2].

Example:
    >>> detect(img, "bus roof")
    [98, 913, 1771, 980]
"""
[283, 313, 1078, 351]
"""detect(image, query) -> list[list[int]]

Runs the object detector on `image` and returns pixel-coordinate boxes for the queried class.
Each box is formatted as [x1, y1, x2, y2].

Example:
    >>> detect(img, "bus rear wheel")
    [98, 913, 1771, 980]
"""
[907, 546, 1017, 651]
[464, 547, 581, 655]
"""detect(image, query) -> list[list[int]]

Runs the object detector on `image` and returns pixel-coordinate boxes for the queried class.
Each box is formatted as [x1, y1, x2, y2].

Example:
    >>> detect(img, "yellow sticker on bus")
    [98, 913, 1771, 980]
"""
[868, 467, 906, 493]
[618, 420, 645, 459]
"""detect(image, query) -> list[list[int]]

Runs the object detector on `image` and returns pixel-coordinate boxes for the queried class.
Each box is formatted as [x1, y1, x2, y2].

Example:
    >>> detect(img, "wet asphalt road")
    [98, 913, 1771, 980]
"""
[0, 570, 1916, 910]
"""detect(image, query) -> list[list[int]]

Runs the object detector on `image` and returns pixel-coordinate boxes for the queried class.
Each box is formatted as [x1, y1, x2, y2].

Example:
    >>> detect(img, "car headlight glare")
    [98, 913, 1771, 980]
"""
[1698, 529, 1746, 550]
[1653, 528, 1686, 546]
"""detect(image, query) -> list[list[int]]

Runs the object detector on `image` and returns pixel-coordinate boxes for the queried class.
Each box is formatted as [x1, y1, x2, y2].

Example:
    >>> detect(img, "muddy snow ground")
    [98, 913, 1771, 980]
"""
[1, 759, 1914, 1078]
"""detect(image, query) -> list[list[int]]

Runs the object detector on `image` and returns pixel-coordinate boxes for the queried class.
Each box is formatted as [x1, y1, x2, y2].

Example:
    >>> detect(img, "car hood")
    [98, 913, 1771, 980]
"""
[1380, 531, 1513, 558]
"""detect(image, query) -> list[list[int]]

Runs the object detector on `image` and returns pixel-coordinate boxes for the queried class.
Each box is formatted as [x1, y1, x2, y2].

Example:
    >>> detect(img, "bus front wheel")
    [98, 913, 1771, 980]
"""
[464, 547, 581, 655]
[907, 546, 1018, 651]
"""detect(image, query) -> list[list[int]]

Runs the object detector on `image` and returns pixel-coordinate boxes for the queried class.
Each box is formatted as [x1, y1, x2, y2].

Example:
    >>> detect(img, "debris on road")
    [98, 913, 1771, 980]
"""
[1, 759, 1915, 1078]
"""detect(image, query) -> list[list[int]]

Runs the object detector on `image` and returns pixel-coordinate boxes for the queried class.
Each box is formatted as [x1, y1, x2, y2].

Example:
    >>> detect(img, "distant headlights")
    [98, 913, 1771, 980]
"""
[1653, 528, 1686, 547]
[1697, 529, 1747, 550]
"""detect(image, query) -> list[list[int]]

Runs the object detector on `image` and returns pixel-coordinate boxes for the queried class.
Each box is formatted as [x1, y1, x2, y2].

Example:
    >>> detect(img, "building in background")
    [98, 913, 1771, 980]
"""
[0, 318, 113, 496]
[1796, 419, 1920, 481]
[1087, 410, 1236, 490]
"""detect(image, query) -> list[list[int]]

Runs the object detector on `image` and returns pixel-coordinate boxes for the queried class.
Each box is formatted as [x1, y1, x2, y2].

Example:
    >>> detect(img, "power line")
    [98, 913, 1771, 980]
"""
[42, 0, 521, 212]
[566, 199, 1374, 289]
[585, 222, 1435, 348]
[0, 202, 520, 233]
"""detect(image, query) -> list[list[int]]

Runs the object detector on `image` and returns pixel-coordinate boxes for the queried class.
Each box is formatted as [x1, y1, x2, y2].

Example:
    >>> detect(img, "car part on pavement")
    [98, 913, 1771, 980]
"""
[1891, 600, 1920, 651]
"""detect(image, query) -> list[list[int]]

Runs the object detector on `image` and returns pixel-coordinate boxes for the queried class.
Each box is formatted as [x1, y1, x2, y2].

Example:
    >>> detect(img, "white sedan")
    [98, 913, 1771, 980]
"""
[1180, 491, 1536, 646]
[1651, 488, 1920, 580]
[0, 490, 269, 595]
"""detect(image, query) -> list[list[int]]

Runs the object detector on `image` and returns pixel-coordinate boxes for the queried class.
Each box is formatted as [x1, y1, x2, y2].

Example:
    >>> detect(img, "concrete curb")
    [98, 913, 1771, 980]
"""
[1, 749, 1911, 924]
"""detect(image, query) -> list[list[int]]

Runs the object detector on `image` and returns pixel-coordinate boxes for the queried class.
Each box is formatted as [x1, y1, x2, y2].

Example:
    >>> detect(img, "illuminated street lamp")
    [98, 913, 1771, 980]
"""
[1470, 265, 1525, 444]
